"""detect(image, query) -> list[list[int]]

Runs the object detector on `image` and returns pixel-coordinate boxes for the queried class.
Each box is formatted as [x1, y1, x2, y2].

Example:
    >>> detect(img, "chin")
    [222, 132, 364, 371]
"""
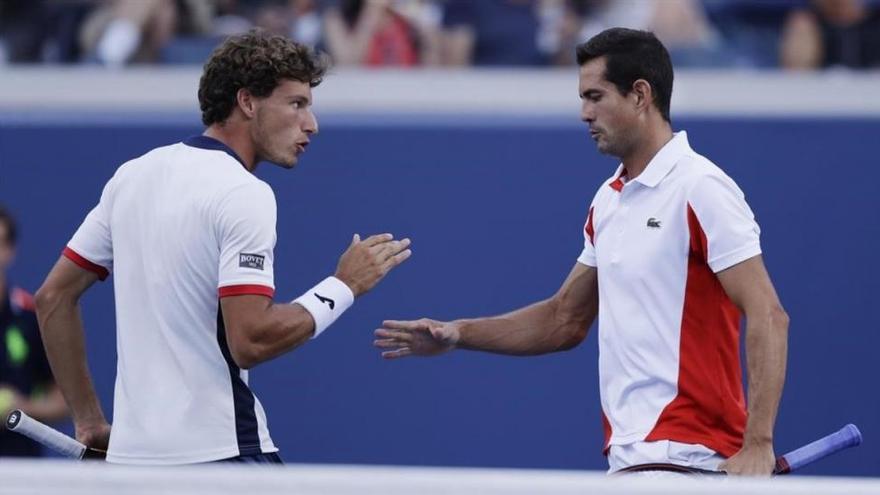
[268, 155, 297, 169]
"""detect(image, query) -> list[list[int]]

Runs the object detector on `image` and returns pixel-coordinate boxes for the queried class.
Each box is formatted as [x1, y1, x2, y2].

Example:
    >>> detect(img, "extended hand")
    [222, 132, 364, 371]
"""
[374, 319, 459, 359]
[335, 233, 411, 297]
[719, 440, 775, 476]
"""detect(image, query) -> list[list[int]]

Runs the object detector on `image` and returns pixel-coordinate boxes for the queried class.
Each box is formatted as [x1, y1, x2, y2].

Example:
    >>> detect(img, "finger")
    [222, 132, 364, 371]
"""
[374, 329, 413, 342]
[362, 233, 394, 247]
[372, 238, 411, 258]
[373, 339, 404, 349]
[352, 233, 361, 245]
[382, 348, 412, 359]
[382, 249, 412, 270]
[380, 319, 428, 331]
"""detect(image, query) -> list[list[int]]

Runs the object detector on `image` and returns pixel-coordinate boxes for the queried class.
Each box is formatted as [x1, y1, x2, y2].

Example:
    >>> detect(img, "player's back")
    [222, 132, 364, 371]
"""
[71, 137, 278, 464]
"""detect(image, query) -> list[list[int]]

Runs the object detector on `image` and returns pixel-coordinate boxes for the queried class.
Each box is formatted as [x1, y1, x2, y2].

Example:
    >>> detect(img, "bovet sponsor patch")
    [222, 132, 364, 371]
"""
[239, 253, 265, 270]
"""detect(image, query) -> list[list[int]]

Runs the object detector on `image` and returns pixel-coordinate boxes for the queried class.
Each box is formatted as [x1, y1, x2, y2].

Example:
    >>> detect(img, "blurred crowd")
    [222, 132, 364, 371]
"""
[1, 0, 878, 70]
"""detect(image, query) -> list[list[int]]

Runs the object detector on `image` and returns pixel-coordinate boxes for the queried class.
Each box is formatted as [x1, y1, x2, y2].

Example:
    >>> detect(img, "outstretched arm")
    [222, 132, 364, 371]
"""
[35, 257, 110, 450]
[717, 255, 789, 476]
[375, 263, 598, 358]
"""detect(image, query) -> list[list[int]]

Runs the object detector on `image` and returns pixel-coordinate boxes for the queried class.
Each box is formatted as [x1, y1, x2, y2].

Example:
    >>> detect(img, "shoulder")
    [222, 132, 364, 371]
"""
[675, 151, 742, 196]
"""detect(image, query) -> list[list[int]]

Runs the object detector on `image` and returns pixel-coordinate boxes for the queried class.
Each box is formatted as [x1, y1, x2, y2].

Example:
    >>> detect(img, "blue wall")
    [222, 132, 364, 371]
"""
[0, 115, 877, 475]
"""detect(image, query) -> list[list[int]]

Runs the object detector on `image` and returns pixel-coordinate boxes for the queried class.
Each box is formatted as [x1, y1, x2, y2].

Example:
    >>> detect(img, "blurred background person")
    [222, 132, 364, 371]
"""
[440, 0, 553, 66]
[780, 0, 880, 70]
[553, 0, 735, 67]
[323, 0, 441, 66]
[0, 205, 68, 457]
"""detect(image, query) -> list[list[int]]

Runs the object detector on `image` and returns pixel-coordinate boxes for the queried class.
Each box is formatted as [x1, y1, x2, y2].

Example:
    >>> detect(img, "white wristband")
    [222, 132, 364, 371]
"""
[292, 276, 355, 338]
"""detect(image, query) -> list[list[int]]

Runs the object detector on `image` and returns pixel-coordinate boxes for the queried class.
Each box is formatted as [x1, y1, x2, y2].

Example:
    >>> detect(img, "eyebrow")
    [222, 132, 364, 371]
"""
[289, 95, 311, 105]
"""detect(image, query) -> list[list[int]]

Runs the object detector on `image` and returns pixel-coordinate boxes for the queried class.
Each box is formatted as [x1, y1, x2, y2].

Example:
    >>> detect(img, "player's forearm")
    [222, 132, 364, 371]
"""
[456, 298, 589, 356]
[34, 293, 106, 425]
[743, 305, 789, 445]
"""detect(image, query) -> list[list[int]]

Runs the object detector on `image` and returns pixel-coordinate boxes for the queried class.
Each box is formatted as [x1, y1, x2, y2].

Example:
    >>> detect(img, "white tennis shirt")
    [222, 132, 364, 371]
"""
[578, 132, 761, 460]
[64, 136, 279, 464]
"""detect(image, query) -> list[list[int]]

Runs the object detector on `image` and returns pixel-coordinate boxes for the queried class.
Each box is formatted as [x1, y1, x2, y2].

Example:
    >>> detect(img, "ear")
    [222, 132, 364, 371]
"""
[236, 88, 257, 119]
[631, 79, 653, 113]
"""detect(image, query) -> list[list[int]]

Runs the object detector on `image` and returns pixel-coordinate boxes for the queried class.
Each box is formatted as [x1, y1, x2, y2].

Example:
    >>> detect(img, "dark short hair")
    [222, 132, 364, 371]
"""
[198, 30, 329, 126]
[576, 28, 673, 122]
[0, 205, 17, 246]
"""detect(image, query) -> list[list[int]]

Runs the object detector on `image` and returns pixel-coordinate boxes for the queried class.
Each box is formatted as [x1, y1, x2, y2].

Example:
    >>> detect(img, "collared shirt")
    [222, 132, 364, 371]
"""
[578, 131, 761, 461]
[64, 136, 278, 464]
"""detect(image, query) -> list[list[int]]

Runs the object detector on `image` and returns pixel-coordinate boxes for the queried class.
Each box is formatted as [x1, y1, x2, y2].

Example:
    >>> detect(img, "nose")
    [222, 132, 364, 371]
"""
[303, 108, 318, 135]
[581, 100, 595, 123]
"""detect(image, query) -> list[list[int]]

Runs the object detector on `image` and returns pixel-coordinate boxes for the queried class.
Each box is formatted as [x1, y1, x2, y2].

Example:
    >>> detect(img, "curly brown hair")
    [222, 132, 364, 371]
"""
[198, 30, 329, 126]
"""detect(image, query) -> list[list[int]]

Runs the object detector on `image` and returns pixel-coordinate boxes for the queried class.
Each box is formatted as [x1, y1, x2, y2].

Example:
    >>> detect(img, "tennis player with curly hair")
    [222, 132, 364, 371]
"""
[35, 30, 412, 465]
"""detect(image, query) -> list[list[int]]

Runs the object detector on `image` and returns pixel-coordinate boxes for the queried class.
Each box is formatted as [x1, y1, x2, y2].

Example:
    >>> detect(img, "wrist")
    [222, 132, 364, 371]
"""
[293, 276, 355, 338]
[333, 272, 361, 297]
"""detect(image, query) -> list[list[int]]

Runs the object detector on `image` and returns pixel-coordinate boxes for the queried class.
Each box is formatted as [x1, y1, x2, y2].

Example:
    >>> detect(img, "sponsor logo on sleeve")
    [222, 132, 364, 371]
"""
[239, 253, 266, 270]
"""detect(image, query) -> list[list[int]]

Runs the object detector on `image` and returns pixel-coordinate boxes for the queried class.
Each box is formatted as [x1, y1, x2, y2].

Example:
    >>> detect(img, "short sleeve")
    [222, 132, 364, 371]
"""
[687, 173, 762, 273]
[217, 182, 277, 298]
[65, 180, 114, 280]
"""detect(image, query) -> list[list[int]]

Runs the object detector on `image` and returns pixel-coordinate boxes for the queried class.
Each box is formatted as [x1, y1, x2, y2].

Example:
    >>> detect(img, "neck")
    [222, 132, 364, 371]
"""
[621, 121, 673, 180]
[204, 123, 258, 171]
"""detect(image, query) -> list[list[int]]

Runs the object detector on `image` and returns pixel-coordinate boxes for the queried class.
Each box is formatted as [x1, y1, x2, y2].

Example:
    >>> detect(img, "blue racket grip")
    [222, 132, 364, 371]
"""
[774, 424, 862, 474]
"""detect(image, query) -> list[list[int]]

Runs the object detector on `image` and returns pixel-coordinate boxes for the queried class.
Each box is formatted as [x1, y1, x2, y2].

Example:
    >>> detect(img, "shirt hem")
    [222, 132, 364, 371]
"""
[106, 444, 278, 465]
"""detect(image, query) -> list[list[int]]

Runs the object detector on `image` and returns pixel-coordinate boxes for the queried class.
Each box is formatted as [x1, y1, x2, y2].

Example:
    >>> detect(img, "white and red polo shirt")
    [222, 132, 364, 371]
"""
[577, 131, 761, 464]
[64, 135, 278, 464]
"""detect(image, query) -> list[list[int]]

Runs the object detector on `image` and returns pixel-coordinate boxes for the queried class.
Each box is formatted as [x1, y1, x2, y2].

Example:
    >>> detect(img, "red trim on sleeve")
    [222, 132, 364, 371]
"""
[218, 285, 275, 298]
[62, 247, 109, 281]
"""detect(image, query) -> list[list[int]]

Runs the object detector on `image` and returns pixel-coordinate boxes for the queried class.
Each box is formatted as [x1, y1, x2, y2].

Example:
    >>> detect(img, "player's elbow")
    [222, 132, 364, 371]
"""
[34, 284, 72, 325]
[771, 304, 790, 333]
[558, 325, 588, 351]
[227, 340, 261, 370]
[225, 325, 267, 370]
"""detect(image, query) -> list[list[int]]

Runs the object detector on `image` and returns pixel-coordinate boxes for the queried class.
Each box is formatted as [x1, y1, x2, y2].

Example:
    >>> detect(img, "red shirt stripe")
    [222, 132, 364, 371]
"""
[218, 285, 275, 298]
[62, 247, 109, 281]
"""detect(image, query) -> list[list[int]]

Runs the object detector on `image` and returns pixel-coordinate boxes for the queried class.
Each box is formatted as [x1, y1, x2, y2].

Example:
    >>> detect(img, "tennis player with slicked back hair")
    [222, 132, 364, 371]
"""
[35, 30, 412, 465]
[375, 28, 788, 477]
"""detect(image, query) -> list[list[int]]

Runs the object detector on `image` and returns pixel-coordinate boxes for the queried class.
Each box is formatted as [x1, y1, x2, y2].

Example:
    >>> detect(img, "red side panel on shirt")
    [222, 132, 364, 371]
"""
[585, 207, 595, 245]
[218, 285, 275, 298]
[11, 287, 35, 312]
[602, 412, 613, 455]
[644, 204, 746, 458]
[62, 247, 109, 281]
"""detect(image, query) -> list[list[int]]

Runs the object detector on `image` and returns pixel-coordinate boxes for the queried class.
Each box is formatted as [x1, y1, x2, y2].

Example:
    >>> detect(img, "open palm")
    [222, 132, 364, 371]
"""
[374, 318, 459, 359]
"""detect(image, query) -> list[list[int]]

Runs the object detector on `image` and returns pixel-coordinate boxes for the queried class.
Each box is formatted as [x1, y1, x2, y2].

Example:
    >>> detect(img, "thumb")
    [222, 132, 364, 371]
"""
[352, 233, 361, 244]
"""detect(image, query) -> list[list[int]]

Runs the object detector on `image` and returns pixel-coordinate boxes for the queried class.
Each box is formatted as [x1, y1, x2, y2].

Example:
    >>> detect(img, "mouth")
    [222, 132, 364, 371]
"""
[295, 141, 309, 154]
[589, 130, 601, 141]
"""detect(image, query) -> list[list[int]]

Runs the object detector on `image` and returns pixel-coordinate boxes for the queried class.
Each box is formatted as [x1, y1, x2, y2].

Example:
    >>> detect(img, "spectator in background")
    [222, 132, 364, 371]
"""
[441, 0, 552, 66]
[0, 206, 69, 457]
[0, 0, 96, 64]
[556, 0, 734, 67]
[80, 0, 216, 66]
[780, 0, 880, 69]
[324, 0, 440, 67]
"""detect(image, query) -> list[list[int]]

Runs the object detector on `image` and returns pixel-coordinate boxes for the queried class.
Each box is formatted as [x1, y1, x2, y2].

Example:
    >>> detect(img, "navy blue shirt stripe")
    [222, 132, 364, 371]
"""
[216, 307, 262, 455]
